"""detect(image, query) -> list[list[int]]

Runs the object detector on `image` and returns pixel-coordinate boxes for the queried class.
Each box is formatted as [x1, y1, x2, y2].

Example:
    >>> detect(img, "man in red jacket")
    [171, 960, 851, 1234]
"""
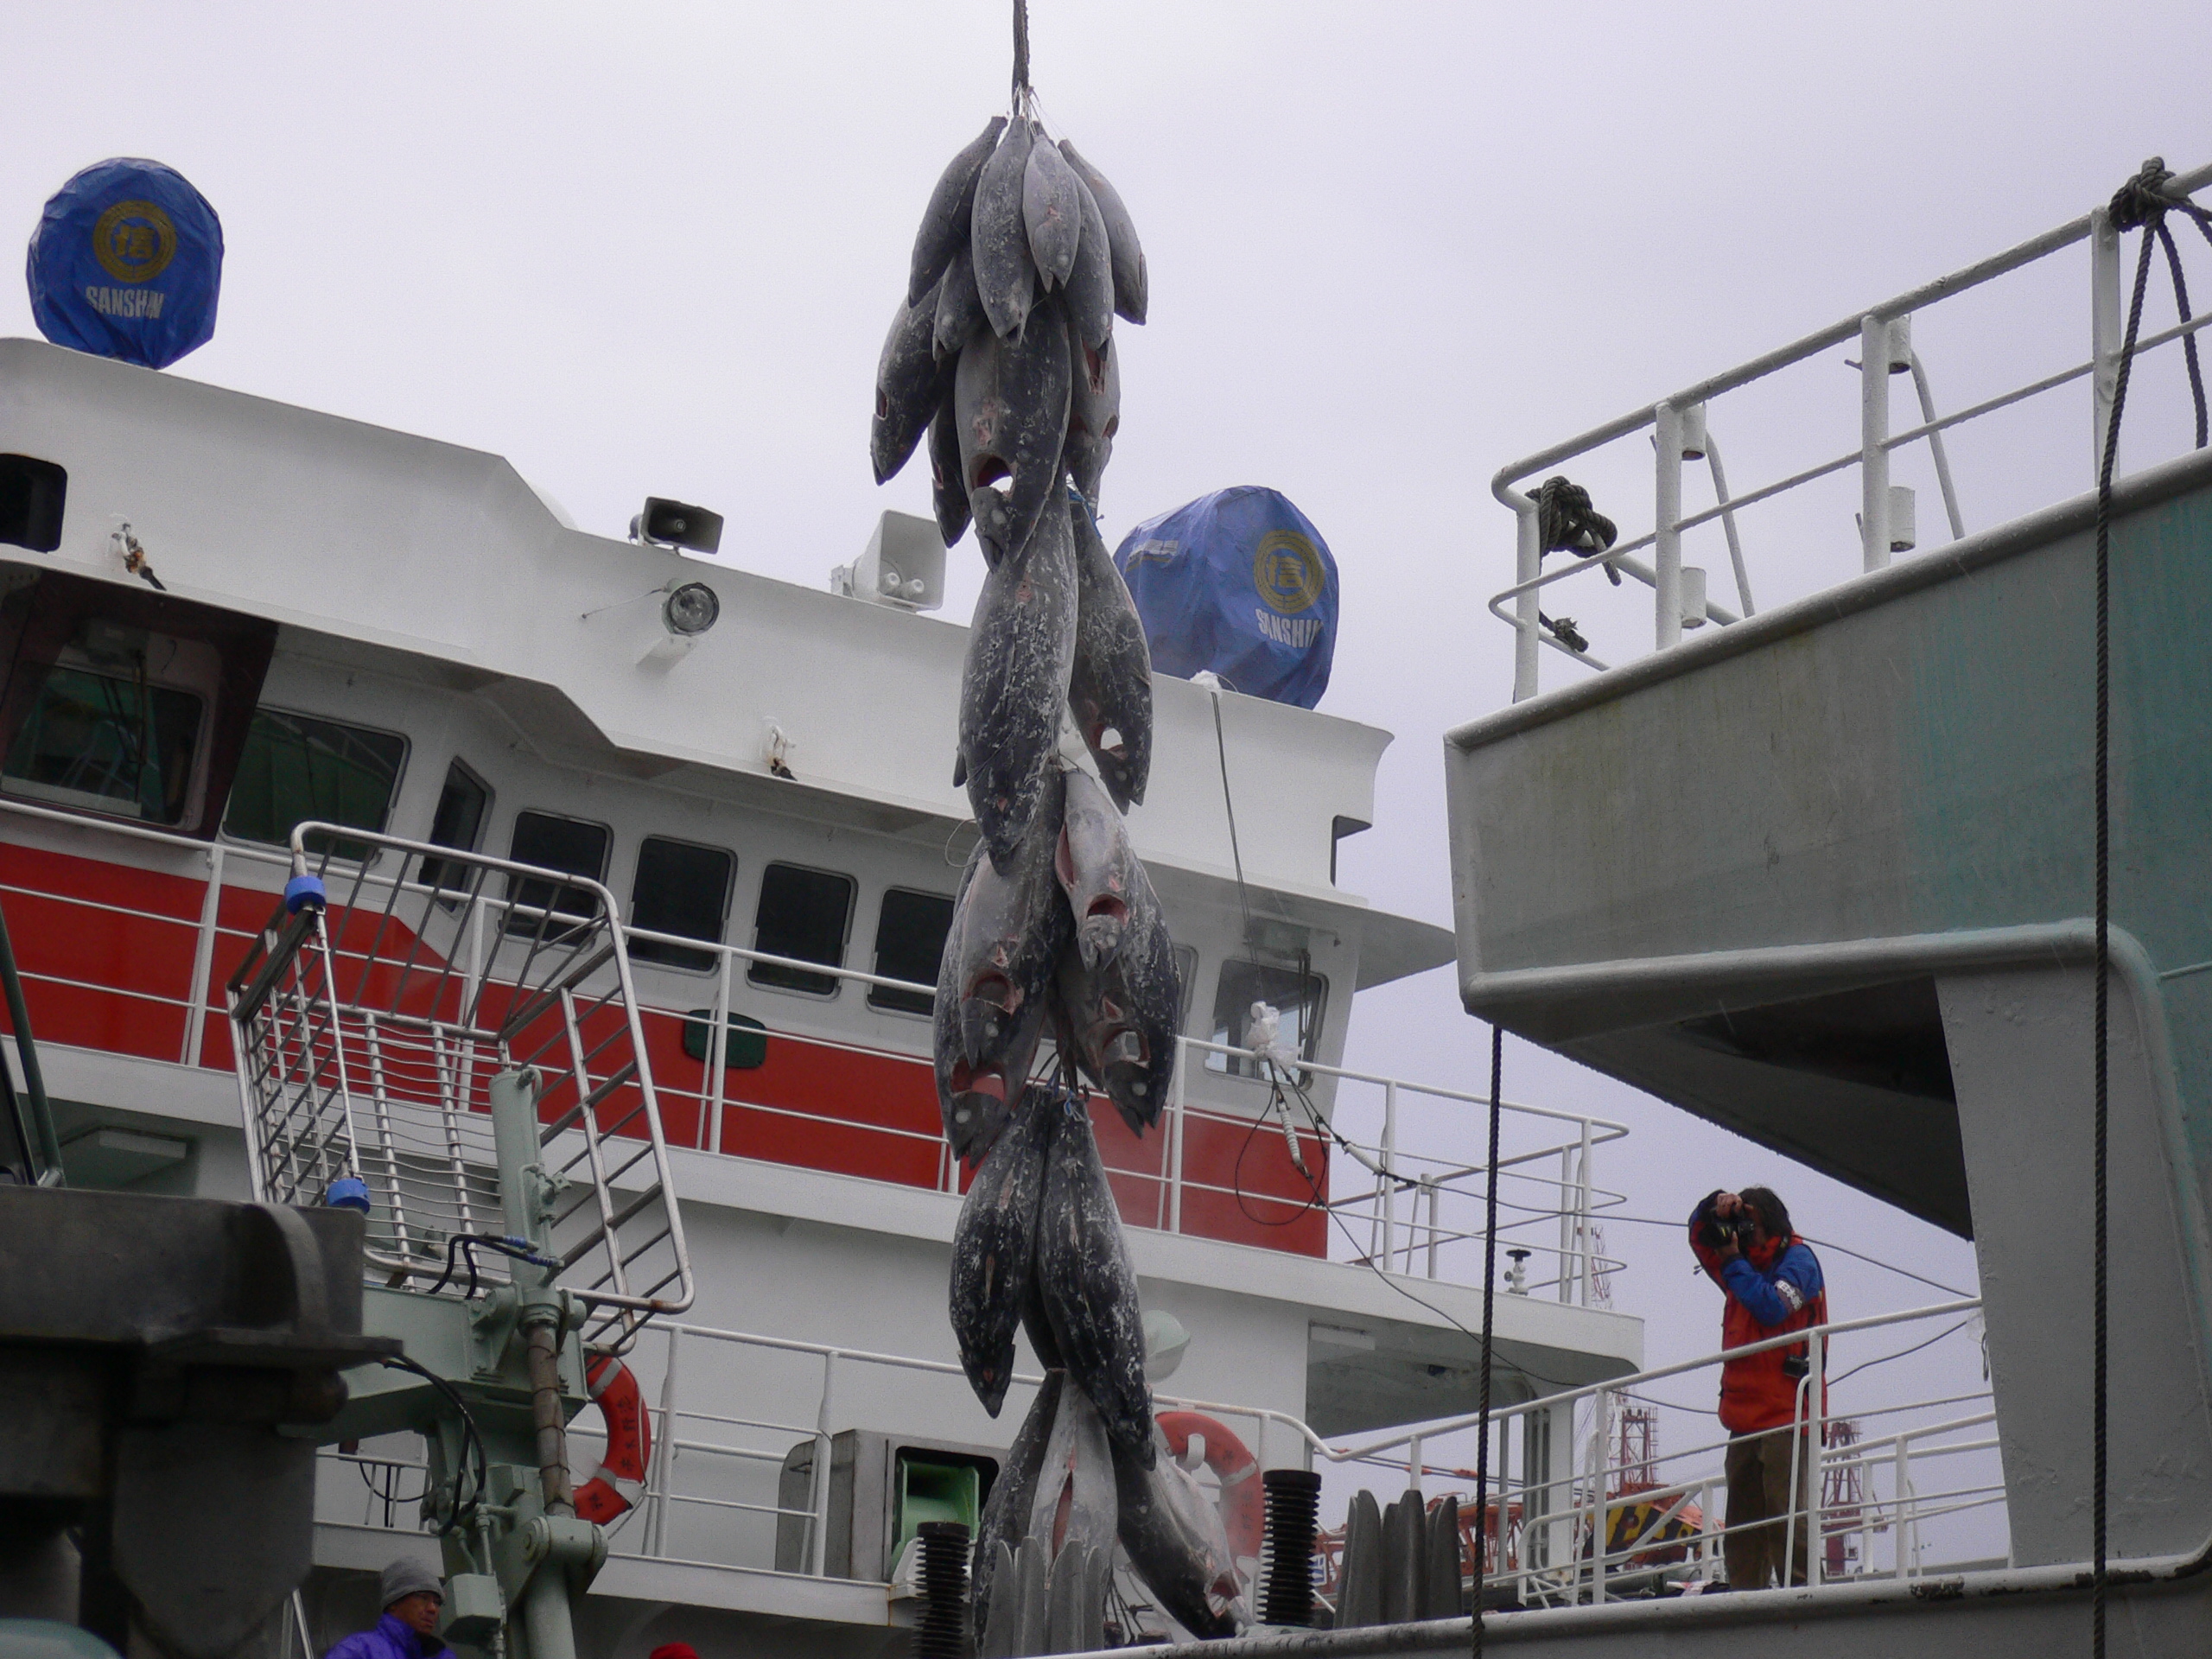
[1688, 1185, 1827, 1590]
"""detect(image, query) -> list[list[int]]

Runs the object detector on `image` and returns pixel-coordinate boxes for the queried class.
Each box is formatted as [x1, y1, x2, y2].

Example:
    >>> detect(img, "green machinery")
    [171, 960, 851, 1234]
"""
[227, 825, 695, 1658]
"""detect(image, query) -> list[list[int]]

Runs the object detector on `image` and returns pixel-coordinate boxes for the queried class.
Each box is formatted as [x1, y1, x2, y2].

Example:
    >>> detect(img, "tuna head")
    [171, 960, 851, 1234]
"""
[955, 298, 1072, 569]
[1034, 1090, 1154, 1465]
[909, 116, 1007, 307]
[871, 278, 953, 486]
[1066, 491, 1153, 809]
[957, 509, 1078, 871]
[1110, 1425, 1242, 1640]
[928, 392, 969, 549]
[1056, 766, 1142, 969]
[1055, 897, 1179, 1138]
[1063, 324, 1118, 512]
[948, 772, 1071, 1062]
[933, 844, 1057, 1164]
[950, 1088, 1057, 1414]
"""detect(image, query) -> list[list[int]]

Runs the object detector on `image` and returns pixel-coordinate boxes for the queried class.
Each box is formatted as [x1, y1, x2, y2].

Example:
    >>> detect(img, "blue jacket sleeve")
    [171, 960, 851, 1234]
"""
[1719, 1243, 1823, 1330]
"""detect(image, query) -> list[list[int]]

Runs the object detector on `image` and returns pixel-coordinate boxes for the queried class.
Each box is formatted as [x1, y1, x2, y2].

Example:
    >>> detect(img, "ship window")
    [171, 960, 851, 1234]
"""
[419, 760, 492, 896]
[870, 889, 956, 1015]
[749, 863, 855, 996]
[1206, 959, 1327, 1078]
[0, 454, 67, 553]
[224, 709, 408, 859]
[1173, 944, 1198, 1030]
[505, 811, 609, 941]
[2, 664, 202, 824]
[630, 837, 734, 972]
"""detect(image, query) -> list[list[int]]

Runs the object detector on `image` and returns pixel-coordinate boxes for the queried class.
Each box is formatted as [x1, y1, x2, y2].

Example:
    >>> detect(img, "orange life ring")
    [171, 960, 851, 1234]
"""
[575, 1355, 652, 1523]
[1154, 1410, 1265, 1575]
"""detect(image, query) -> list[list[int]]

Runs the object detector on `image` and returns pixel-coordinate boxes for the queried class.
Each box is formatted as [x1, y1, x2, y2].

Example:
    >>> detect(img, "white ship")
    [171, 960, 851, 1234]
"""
[0, 330, 1639, 1655]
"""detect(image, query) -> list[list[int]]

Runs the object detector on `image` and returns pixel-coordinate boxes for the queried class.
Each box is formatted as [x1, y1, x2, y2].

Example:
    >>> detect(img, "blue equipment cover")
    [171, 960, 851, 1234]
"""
[26, 158, 224, 370]
[1114, 486, 1338, 708]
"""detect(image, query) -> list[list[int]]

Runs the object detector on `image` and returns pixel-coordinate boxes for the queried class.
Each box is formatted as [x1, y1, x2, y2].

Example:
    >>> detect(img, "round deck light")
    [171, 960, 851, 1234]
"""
[662, 581, 721, 636]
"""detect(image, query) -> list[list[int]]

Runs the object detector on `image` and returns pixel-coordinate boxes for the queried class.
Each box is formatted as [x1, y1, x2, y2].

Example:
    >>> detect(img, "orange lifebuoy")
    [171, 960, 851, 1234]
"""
[1155, 1410, 1265, 1575]
[575, 1355, 652, 1523]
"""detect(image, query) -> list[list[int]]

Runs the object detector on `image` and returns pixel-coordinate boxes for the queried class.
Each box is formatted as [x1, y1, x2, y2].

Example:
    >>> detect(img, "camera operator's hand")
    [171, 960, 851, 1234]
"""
[1710, 1192, 1745, 1262]
[1713, 1192, 1744, 1219]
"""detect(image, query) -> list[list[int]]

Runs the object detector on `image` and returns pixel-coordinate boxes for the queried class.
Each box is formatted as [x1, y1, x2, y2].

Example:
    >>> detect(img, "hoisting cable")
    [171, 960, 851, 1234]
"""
[1471, 1024, 1503, 1656]
[2088, 154, 2212, 1659]
[1011, 0, 1031, 118]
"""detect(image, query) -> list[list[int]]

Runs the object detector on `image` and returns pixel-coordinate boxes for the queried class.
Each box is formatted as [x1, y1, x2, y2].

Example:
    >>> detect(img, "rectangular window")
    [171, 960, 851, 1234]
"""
[223, 707, 406, 857]
[1206, 958, 1327, 1078]
[2, 664, 202, 824]
[419, 760, 492, 895]
[630, 837, 734, 972]
[869, 888, 956, 1015]
[749, 863, 855, 995]
[505, 811, 610, 941]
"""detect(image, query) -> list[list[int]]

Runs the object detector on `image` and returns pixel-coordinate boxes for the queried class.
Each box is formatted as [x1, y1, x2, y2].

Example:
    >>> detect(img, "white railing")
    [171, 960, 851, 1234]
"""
[1491, 161, 2212, 701]
[1296, 1296, 1999, 1603]
[315, 1296, 1999, 1608]
[0, 793, 1627, 1306]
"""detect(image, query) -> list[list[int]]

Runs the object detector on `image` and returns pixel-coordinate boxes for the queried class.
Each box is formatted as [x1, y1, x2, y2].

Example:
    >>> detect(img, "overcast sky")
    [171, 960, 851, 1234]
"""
[10, 0, 2209, 1568]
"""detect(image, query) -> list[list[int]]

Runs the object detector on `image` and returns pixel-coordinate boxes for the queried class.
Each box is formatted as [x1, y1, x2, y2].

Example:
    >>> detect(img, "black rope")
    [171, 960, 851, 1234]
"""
[2093, 156, 2163, 1659]
[1535, 475, 1622, 588]
[1471, 1025, 1503, 1655]
[1011, 0, 1031, 112]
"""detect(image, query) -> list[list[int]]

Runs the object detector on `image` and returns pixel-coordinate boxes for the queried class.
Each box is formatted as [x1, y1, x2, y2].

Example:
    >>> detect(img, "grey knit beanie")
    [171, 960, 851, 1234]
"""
[380, 1557, 443, 1609]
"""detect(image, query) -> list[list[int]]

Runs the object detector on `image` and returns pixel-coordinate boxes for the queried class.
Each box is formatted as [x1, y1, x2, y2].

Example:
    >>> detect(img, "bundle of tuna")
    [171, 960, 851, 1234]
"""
[871, 106, 1237, 1647]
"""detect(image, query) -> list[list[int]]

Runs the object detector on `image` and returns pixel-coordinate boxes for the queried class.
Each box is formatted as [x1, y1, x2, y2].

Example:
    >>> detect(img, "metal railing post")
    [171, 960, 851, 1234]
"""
[1577, 1119, 1594, 1306]
[1379, 1079, 1398, 1268]
[1166, 1043, 1187, 1234]
[647, 1324, 682, 1557]
[1557, 1148, 1574, 1304]
[1653, 401, 1684, 648]
[1407, 1433, 1423, 1493]
[181, 842, 225, 1066]
[2091, 205, 2123, 475]
[1590, 1389, 1610, 1605]
[1702, 435, 1756, 617]
[1512, 499, 1541, 701]
[1807, 1323, 1827, 1586]
[1859, 314, 1893, 570]
[1893, 1433, 1913, 1578]
[707, 951, 731, 1154]
[1424, 1175, 1440, 1279]
[809, 1351, 837, 1577]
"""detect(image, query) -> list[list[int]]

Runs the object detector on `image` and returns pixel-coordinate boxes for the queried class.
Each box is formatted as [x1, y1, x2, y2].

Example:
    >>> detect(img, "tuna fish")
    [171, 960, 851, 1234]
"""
[1055, 847, 1179, 1136]
[975, 1370, 1063, 1647]
[972, 118, 1039, 340]
[1027, 1382, 1119, 1566]
[870, 279, 952, 486]
[1063, 324, 1118, 510]
[928, 395, 969, 549]
[1065, 493, 1151, 808]
[958, 511, 1078, 870]
[950, 1089, 1057, 1414]
[1035, 1090, 1154, 1464]
[1056, 766, 1146, 969]
[909, 116, 1007, 307]
[1061, 175, 1116, 353]
[1022, 127, 1084, 291]
[955, 298, 1072, 569]
[932, 242, 988, 364]
[1057, 140, 1147, 325]
[1111, 1424, 1242, 1639]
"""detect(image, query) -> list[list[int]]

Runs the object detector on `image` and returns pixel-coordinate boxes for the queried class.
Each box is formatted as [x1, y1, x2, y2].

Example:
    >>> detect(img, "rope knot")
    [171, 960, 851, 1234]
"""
[1536, 474, 1621, 584]
[2108, 156, 2175, 233]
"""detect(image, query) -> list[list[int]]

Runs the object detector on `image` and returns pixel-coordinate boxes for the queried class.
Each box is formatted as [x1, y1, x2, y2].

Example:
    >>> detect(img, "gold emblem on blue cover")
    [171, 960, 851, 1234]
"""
[1252, 531, 1325, 616]
[92, 200, 178, 284]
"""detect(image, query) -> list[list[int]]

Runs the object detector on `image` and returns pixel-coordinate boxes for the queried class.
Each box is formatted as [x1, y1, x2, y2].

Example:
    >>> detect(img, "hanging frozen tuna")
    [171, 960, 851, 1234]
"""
[870, 25, 1236, 1644]
[27, 158, 224, 370]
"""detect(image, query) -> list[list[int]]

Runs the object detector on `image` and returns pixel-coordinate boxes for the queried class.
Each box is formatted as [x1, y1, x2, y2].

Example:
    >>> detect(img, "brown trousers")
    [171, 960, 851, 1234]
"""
[1723, 1427, 1815, 1588]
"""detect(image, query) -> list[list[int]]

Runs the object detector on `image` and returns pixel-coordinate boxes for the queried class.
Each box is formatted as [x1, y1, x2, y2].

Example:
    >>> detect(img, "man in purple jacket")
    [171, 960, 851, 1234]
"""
[324, 1558, 446, 1659]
